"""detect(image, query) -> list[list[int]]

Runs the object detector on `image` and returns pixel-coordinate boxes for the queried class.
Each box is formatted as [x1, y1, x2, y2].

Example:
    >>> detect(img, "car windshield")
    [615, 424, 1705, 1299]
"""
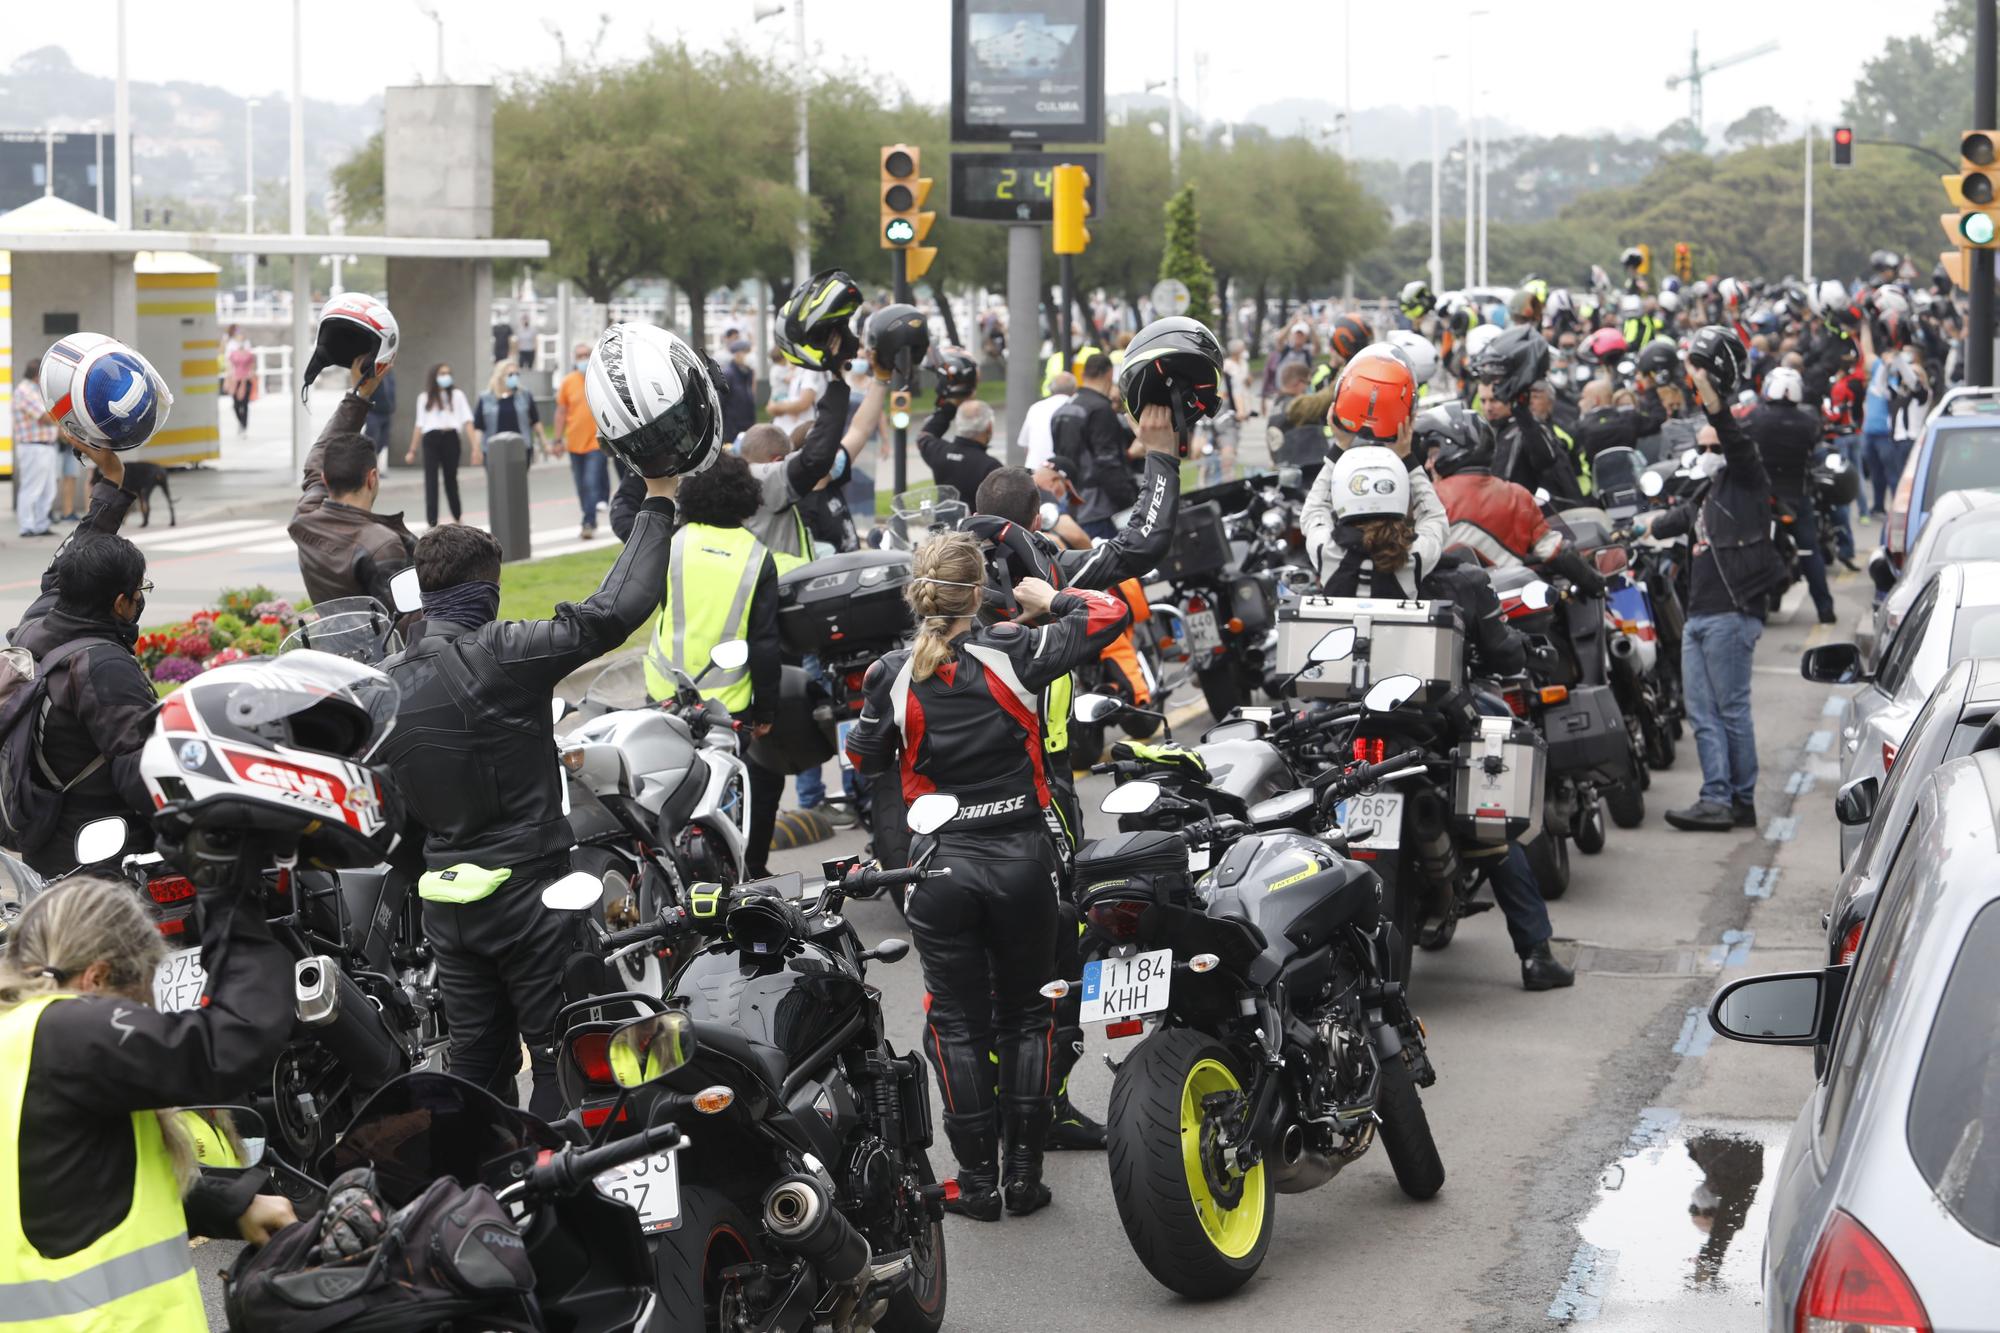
[1923, 429, 2000, 510]
[1950, 605, 2000, 660]
[1906, 899, 2000, 1245]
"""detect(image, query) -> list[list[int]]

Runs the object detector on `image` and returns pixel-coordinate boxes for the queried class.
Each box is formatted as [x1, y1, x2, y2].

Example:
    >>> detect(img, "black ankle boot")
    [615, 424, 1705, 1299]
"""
[1002, 1100, 1054, 1216]
[1521, 941, 1576, 992]
[1048, 1093, 1107, 1150]
[941, 1112, 1002, 1222]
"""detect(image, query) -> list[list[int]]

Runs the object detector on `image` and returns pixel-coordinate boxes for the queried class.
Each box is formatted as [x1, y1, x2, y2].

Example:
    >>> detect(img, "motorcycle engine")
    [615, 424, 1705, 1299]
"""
[841, 1134, 897, 1212]
[1313, 1011, 1374, 1112]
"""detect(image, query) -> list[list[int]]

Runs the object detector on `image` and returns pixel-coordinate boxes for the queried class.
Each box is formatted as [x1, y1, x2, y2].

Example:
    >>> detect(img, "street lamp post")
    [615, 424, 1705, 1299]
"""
[244, 98, 259, 316]
[1429, 56, 1447, 293]
[755, 1, 812, 286]
[1478, 95, 1492, 286]
[1465, 10, 1486, 290]
[1169, 0, 1182, 183]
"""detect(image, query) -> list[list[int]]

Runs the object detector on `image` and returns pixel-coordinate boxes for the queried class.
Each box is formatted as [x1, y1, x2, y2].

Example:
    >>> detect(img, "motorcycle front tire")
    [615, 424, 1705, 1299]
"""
[1197, 660, 1243, 723]
[1606, 778, 1646, 829]
[1573, 793, 1607, 855]
[877, 1154, 949, 1332]
[653, 1185, 758, 1333]
[1374, 1060, 1446, 1201]
[1525, 831, 1570, 901]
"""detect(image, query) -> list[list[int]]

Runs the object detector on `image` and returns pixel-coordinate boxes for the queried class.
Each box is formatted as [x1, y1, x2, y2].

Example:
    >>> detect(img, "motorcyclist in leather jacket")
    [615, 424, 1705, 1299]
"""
[1420, 404, 1607, 600]
[1744, 366, 1836, 623]
[845, 534, 1133, 1222]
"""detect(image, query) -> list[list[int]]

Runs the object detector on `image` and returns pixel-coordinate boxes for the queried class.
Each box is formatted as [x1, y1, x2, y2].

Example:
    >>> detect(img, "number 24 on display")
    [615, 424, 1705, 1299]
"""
[994, 168, 1054, 200]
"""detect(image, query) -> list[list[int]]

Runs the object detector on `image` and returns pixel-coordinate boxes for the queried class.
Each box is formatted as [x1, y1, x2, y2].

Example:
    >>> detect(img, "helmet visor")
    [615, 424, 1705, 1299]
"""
[218, 650, 402, 758]
[609, 391, 717, 477]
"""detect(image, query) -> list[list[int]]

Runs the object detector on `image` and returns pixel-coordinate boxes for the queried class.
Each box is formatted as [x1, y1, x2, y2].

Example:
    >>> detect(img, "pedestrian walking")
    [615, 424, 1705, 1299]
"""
[720, 339, 758, 444]
[552, 340, 608, 540]
[224, 323, 255, 437]
[12, 357, 60, 537]
[406, 362, 475, 526]
[515, 312, 537, 370]
[361, 365, 397, 469]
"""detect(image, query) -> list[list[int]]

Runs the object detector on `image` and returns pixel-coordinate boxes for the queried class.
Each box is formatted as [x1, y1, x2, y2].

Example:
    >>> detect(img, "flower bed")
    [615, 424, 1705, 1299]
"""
[138, 586, 303, 696]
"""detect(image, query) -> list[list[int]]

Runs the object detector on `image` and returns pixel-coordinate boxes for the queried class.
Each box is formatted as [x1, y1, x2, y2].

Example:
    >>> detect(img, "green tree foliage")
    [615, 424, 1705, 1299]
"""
[1159, 181, 1217, 324]
[1724, 106, 1788, 150]
[1844, 0, 1976, 159]
[330, 130, 384, 228]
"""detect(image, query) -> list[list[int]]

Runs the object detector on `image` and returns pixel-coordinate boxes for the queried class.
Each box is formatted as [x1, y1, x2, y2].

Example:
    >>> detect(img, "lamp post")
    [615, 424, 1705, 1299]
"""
[754, 1, 812, 286]
[1429, 55, 1448, 293]
[1479, 92, 1493, 286]
[1465, 9, 1486, 290]
[243, 98, 260, 316]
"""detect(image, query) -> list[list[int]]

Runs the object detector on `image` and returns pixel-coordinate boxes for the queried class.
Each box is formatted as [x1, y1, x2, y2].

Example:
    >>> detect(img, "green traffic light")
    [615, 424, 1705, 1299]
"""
[1965, 211, 1997, 245]
[885, 218, 916, 245]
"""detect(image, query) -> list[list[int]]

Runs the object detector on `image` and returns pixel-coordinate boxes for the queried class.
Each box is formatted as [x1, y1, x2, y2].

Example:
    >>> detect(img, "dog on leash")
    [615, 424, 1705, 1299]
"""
[88, 463, 175, 527]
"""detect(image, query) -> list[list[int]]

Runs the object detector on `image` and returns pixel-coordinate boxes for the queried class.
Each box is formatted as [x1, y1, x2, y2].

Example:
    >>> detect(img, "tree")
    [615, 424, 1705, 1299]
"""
[1158, 181, 1218, 325]
[1843, 0, 1976, 159]
[1724, 106, 1788, 150]
[330, 130, 384, 229]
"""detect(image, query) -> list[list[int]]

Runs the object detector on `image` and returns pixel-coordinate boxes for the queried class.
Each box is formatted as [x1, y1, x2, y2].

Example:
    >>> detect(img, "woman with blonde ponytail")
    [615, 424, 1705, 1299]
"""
[0, 875, 298, 1329]
[845, 530, 1133, 1223]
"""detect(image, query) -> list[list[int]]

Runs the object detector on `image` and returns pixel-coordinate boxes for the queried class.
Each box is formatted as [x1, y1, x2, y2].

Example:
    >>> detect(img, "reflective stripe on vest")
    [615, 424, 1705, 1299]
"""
[0, 995, 203, 1332]
[646, 524, 764, 712]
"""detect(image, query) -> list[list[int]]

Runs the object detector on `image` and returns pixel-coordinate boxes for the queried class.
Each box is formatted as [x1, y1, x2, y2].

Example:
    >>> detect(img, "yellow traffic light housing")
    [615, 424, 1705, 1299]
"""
[1672, 242, 1693, 282]
[880, 143, 938, 279]
[1636, 243, 1652, 275]
[1942, 131, 2000, 251]
[1052, 163, 1092, 255]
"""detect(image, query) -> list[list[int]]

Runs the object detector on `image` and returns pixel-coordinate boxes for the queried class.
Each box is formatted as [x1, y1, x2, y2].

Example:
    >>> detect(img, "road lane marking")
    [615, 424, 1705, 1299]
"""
[1803, 730, 1833, 753]
[1744, 867, 1779, 899]
[127, 518, 272, 547]
[1708, 930, 1754, 967]
[1671, 1007, 1715, 1057]
[1822, 695, 1846, 716]
[1784, 770, 1815, 796]
[1764, 815, 1798, 842]
[142, 524, 291, 553]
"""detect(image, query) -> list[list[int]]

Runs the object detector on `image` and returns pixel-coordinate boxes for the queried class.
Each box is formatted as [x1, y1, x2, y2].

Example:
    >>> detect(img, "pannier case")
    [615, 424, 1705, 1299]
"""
[1453, 716, 1546, 844]
[1538, 683, 1630, 784]
[776, 551, 914, 657]
[1275, 596, 1465, 701]
[1159, 502, 1232, 581]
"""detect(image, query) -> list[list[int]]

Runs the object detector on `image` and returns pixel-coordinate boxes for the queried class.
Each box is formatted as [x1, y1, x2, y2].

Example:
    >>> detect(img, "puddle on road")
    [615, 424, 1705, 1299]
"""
[1551, 1113, 1792, 1329]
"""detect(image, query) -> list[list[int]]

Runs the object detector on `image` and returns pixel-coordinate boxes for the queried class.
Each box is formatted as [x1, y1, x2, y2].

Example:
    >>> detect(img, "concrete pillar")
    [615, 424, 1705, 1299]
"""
[385, 257, 493, 466]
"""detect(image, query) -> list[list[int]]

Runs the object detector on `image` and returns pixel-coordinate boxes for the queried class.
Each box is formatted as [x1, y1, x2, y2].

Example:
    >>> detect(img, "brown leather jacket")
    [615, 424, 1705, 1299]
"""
[289, 391, 417, 607]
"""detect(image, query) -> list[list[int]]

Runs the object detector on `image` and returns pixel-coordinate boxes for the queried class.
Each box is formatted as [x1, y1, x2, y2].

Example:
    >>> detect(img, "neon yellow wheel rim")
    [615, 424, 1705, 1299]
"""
[1179, 1057, 1266, 1259]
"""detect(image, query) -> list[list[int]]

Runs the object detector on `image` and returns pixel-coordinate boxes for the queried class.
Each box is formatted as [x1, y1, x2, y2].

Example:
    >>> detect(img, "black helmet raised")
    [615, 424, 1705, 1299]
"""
[1470, 324, 1550, 404]
[866, 303, 931, 382]
[1413, 400, 1495, 477]
[775, 269, 862, 371]
[1635, 337, 1680, 378]
[585, 323, 725, 478]
[1116, 315, 1226, 435]
[934, 346, 979, 401]
[1685, 324, 1750, 397]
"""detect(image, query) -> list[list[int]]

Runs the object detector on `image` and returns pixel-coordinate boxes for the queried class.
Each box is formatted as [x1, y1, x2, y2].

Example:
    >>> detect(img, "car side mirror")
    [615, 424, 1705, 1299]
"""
[180, 1106, 268, 1169]
[606, 1011, 697, 1089]
[73, 816, 128, 866]
[1834, 774, 1879, 827]
[1800, 642, 1865, 684]
[389, 567, 423, 614]
[1707, 967, 1847, 1046]
[1867, 549, 1896, 594]
[861, 937, 911, 965]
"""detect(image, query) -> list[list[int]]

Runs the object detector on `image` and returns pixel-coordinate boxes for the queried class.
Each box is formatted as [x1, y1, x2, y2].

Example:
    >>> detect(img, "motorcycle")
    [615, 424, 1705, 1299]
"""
[542, 839, 952, 1333]
[1154, 472, 1287, 720]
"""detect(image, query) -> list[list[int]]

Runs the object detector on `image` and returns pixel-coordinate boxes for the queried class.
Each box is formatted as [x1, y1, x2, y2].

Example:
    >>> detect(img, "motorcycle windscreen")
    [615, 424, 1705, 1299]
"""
[318, 1071, 565, 1207]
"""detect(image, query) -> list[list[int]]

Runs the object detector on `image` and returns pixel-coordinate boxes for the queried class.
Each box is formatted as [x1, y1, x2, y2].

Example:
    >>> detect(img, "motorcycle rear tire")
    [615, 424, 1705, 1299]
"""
[877, 1154, 949, 1333]
[654, 1185, 758, 1332]
[1374, 1060, 1446, 1201]
[1606, 781, 1645, 829]
[1574, 794, 1607, 855]
[572, 846, 658, 991]
[1197, 661, 1243, 724]
[1107, 1029, 1274, 1299]
[1526, 832, 1569, 901]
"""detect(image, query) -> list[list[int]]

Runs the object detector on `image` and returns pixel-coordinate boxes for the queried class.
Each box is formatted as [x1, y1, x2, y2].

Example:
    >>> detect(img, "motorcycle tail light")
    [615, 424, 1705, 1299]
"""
[1087, 899, 1147, 943]
[1882, 741, 1898, 774]
[1838, 920, 1865, 966]
[1188, 596, 1208, 615]
[579, 1103, 630, 1130]
[146, 875, 195, 905]
[1503, 687, 1529, 717]
[1352, 737, 1386, 763]
[845, 671, 867, 692]
[1105, 1020, 1144, 1039]
[1796, 1210, 1929, 1333]
[569, 1032, 615, 1085]
[156, 917, 187, 938]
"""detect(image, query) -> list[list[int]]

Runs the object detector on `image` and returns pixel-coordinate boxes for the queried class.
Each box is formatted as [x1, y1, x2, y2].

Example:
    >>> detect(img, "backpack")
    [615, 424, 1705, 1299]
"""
[225, 1171, 537, 1333]
[0, 637, 117, 855]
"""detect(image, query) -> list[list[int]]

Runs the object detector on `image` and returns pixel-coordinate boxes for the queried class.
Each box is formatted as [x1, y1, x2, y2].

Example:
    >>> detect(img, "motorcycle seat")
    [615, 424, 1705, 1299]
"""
[688, 1018, 789, 1093]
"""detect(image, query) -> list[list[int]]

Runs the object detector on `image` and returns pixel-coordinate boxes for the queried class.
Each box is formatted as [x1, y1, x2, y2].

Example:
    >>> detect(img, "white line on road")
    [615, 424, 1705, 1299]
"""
[127, 519, 273, 547]
[144, 525, 292, 553]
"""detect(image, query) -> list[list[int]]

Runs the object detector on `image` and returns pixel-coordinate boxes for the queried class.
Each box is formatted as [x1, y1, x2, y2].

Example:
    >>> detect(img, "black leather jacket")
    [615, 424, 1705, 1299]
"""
[375, 496, 676, 873]
[1649, 405, 1783, 618]
[1495, 410, 1583, 502]
[1744, 401, 1820, 498]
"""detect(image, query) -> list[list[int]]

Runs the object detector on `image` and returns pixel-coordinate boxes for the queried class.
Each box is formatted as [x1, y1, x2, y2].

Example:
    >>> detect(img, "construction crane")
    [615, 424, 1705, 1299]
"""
[1665, 33, 1780, 150]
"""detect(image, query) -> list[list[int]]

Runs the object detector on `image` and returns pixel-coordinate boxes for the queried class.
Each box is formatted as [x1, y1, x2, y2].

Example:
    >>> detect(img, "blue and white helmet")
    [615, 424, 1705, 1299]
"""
[38, 332, 174, 451]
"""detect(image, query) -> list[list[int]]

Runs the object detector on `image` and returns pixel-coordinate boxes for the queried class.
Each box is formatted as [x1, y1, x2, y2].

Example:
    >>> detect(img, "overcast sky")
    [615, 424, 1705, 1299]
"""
[0, 0, 1943, 144]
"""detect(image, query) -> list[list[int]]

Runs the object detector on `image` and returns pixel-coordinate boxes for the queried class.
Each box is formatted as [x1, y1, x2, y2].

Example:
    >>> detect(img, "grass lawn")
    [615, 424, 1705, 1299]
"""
[499, 545, 623, 622]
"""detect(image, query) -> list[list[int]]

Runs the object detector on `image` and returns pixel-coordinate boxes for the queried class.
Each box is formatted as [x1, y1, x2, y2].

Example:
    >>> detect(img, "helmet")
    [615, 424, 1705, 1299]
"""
[1685, 324, 1750, 397]
[1657, 288, 1681, 313]
[1462, 322, 1503, 363]
[934, 346, 979, 401]
[1329, 349, 1416, 443]
[585, 323, 725, 478]
[1383, 330, 1440, 387]
[304, 293, 399, 397]
[1581, 327, 1628, 365]
[1933, 262, 1955, 296]
[1716, 276, 1744, 309]
[1618, 294, 1642, 317]
[1115, 315, 1227, 432]
[1327, 445, 1410, 523]
[1813, 279, 1849, 315]
[1635, 337, 1680, 378]
[1328, 315, 1373, 364]
[1620, 246, 1645, 270]
[1690, 278, 1711, 298]
[774, 269, 862, 370]
[1870, 248, 1902, 274]
[1762, 366, 1804, 404]
[38, 333, 173, 451]
[1545, 287, 1576, 323]
[1399, 279, 1436, 320]
[1413, 400, 1495, 477]
[1470, 325, 1551, 404]
[142, 650, 403, 869]
[1872, 285, 1913, 319]
[726, 883, 807, 958]
[1506, 288, 1544, 324]
[865, 303, 932, 382]
[1661, 276, 1682, 294]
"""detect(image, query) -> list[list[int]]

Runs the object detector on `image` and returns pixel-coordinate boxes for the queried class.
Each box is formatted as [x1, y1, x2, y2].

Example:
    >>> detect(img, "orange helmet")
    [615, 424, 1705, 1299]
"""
[1329, 348, 1416, 442]
[1329, 315, 1373, 363]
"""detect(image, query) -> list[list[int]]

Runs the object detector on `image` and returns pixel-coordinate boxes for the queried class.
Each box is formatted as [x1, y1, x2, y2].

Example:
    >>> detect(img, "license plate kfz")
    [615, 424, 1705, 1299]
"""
[1081, 948, 1173, 1025]
[595, 1148, 683, 1233]
[153, 946, 206, 1013]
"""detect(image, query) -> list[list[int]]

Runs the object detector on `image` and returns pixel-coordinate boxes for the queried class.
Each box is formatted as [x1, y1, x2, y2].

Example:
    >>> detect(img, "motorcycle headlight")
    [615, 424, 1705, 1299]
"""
[1261, 509, 1286, 533]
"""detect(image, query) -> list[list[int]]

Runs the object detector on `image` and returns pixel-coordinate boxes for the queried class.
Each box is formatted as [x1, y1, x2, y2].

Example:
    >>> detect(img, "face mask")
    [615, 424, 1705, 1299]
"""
[506, 373, 520, 389]
[436, 374, 454, 389]
[124, 593, 146, 625]
[575, 359, 588, 372]
[1692, 450, 1726, 481]
[829, 449, 850, 483]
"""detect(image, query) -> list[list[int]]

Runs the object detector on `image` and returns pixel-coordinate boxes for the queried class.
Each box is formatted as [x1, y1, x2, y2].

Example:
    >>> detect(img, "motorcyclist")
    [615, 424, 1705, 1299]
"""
[845, 534, 1133, 1221]
[1317, 446, 1575, 991]
[1301, 347, 1450, 584]
[919, 397, 1002, 502]
[1744, 365, 1835, 624]
[1310, 314, 1373, 390]
[1471, 325, 1584, 502]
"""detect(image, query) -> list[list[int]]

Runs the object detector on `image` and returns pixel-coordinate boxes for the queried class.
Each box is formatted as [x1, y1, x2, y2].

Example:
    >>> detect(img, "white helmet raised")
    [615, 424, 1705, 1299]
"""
[1657, 288, 1681, 313]
[1384, 330, 1440, 388]
[303, 293, 399, 400]
[585, 323, 724, 478]
[38, 332, 174, 452]
[1813, 279, 1849, 315]
[1762, 366, 1804, 404]
[1329, 445, 1410, 523]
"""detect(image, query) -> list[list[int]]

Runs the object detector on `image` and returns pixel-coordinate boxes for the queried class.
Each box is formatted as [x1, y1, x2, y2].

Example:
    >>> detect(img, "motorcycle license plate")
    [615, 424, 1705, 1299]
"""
[595, 1148, 683, 1234]
[153, 946, 206, 1013]
[1335, 792, 1404, 851]
[1081, 948, 1173, 1025]
[836, 719, 856, 771]
[1184, 609, 1222, 658]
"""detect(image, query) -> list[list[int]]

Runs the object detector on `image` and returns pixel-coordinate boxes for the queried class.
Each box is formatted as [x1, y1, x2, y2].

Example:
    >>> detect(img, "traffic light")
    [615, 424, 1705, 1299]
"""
[880, 143, 937, 280]
[1052, 163, 1092, 255]
[1832, 126, 1854, 167]
[1636, 243, 1652, 275]
[1941, 130, 2000, 250]
[1673, 242, 1693, 282]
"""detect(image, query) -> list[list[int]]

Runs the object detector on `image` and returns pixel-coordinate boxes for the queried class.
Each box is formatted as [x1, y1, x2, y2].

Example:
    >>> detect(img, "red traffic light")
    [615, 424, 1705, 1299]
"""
[1834, 127, 1853, 146]
[1832, 125, 1855, 168]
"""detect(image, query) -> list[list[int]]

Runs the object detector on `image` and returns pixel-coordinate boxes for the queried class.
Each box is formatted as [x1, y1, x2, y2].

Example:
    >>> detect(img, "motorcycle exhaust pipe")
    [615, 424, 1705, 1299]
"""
[294, 956, 404, 1089]
[1280, 1122, 1304, 1166]
[1607, 634, 1645, 712]
[763, 1174, 871, 1286]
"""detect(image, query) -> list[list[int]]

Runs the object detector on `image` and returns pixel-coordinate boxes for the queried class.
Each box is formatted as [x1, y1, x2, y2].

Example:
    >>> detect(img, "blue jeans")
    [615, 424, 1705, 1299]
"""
[1683, 612, 1763, 807]
[793, 654, 858, 809]
[1471, 692, 1553, 954]
[569, 450, 609, 528]
[1081, 517, 1119, 540]
[1829, 435, 1860, 558]
[1861, 432, 1905, 515]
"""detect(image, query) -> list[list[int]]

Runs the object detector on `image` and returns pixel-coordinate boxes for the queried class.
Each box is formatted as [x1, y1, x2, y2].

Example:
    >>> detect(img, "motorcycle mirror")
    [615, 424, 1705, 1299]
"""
[606, 1010, 698, 1089]
[551, 696, 571, 725]
[708, 640, 750, 674]
[1277, 565, 1316, 592]
[1519, 581, 1554, 611]
[540, 871, 604, 913]
[1362, 675, 1423, 712]
[1038, 501, 1061, 531]
[1824, 453, 1847, 474]
[180, 1105, 268, 1169]
[388, 567, 423, 615]
[1308, 626, 1357, 663]
[906, 792, 961, 835]
[1639, 471, 1665, 498]
[1276, 466, 1304, 490]
[862, 937, 911, 965]
[1100, 779, 1163, 815]
[1072, 692, 1122, 724]
[1533, 487, 1552, 506]
[1594, 547, 1629, 576]
[73, 816, 128, 866]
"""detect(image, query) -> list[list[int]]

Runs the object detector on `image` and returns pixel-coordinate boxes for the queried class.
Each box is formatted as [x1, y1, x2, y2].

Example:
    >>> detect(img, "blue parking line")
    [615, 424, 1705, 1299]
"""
[1744, 867, 1779, 899]
[1764, 816, 1798, 842]
[1803, 731, 1833, 754]
[1784, 771, 1815, 796]
[1672, 1006, 1715, 1057]
[1709, 930, 1754, 967]
[1822, 695, 1845, 716]
[1548, 1242, 1612, 1323]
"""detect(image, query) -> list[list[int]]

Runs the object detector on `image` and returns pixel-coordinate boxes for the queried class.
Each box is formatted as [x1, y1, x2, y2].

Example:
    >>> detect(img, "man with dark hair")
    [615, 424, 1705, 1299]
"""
[1051, 353, 1137, 539]
[373, 465, 680, 1116]
[8, 441, 157, 876]
[290, 358, 417, 607]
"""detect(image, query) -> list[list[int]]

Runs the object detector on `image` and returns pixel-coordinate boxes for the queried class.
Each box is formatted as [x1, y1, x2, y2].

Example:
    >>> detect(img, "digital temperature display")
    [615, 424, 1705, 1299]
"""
[949, 151, 1103, 224]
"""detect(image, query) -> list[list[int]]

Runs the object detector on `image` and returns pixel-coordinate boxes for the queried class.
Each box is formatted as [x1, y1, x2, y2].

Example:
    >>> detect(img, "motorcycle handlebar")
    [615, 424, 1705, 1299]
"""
[603, 911, 683, 952]
[1310, 751, 1435, 799]
[527, 1120, 682, 1198]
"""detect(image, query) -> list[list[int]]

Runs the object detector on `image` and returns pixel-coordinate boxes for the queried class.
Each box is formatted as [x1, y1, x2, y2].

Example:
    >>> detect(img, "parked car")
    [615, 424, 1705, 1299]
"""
[1863, 487, 2000, 666]
[1884, 385, 2000, 569]
[1706, 749, 2000, 1333]
[1805, 561, 2000, 866]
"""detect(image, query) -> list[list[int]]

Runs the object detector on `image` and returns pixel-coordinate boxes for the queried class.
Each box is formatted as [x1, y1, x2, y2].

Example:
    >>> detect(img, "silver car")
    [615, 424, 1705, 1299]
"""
[1862, 488, 2000, 667]
[1709, 749, 2000, 1333]
[1804, 560, 2000, 866]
